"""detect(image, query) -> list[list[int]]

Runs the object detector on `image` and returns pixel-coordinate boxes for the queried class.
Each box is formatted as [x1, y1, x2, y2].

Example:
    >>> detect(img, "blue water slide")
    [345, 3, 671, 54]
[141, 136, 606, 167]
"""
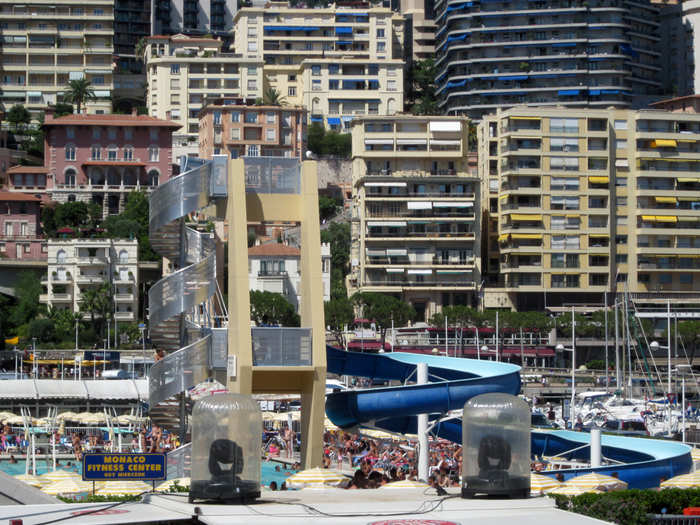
[325, 346, 692, 489]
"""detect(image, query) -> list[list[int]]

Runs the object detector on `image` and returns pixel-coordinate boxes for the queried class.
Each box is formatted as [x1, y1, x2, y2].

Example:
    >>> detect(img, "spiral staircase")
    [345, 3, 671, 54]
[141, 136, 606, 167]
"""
[147, 156, 228, 437]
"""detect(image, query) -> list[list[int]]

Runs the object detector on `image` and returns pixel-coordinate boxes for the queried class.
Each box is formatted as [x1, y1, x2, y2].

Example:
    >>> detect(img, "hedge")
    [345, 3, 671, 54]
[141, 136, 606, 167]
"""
[549, 488, 700, 524]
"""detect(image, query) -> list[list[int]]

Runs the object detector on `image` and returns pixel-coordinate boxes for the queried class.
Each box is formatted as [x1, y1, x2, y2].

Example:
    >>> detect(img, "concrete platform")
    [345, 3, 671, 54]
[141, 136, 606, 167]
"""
[0, 489, 611, 524]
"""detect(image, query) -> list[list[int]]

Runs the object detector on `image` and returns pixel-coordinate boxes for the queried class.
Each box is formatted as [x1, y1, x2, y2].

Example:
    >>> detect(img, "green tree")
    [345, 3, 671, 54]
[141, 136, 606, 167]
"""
[79, 282, 113, 339]
[249, 290, 300, 327]
[29, 318, 55, 344]
[48, 307, 83, 344]
[10, 272, 45, 327]
[263, 86, 286, 106]
[307, 123, 326, 155]
[63, 78, 96, 114]
[410, 59, 439, 115]
[6, 105, 31, 133]
[351, 292, 415, 350]
[52, 103, 74, 118]
[318, 195, 339, 222]
[102, 191, 157, 260]
[320, 222, 351, 271]
[134, 37, 147, 61]
[324, 297, 354, 345]
[306, 123, 352, 158]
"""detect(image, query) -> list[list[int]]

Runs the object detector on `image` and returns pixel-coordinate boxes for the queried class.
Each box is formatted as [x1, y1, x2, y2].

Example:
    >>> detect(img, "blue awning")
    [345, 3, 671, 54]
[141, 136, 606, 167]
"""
[265, 26, 320, 31]
[446, 79, 467, 88]
[552, 42, 577, 47]
[447, 33, 468, 42]
[558, 89, 580, 95]
[342, 116, 354, 122]
[368, 80, 379, 87]
[328, 117, 341, 125]
[335, 27, 353, 34]
[336, 41, 353, 45]
[352, 12, 368, 16]
[499, 75, 528, 81]
[590, 89, 601, 95]
[620, 44, 639, 57]
[601, 89, 620, 94]
[310, 117, 324, 122]
[588, 57, 609, 61]
[589, 26, 606, 29]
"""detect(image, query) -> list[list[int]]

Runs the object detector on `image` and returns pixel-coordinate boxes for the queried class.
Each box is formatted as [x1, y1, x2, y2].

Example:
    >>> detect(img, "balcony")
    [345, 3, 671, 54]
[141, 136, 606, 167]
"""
[258, 270, 288, 277]
[114, 311, 135, 320]
[75, 275, 105, 284]
[76, 256, 108, 265]
[115, 293, 134, 302]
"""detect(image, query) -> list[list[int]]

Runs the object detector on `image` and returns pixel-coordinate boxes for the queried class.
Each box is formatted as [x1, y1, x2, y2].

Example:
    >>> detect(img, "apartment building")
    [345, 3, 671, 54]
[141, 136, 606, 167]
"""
[248, 241, 331, 311]
[199, 98, 306, 159]
[144, 34, 264, 159]
[0, 192, 46, 261]
[400, 0, 437, 62]
[151, 0, 236, 37]
[434, 0, 662, 120]
[5, 111, 179, 216]
[478, 107, 700, 311]
[233, 3, 405, 129]
[40, 239, 139, 321]
[113, 0, 150, 107]
[348, 116, 480, 321]
[0, 0, 115, 119]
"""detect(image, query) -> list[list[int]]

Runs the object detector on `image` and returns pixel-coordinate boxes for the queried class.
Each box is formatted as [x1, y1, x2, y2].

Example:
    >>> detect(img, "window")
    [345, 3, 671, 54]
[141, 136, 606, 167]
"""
[288, 74, 296, 81]
[248, 26, 257, 37]
[171, 93, 180, 104]
[170, 78, 180, 89]
[150, 129, 159, 140]
[288, 87, 296, 96]
[616, 177, 627, 186]
[615, 196, 627, 206]
[107, 145, 118, 161]
[124, 146, 133, 161]
[616, 253, 627, 264]
[377, 41, 386, 52]
[148, 146, 159, 162]
[680, 274, 693, 285]
[66, 127, 75, 139]
[615, 235, 627, 245]
[377, 29, 385, 38]
[170, 64, 179, 74]
[91, 145, 101, 160]
[108, 128, 117, 140]
[614, 120, 627, 130]
[247, 79, 257, 91]
[227, 111, 241, 124]
[551, 196, 579, 210]
[387, 80, 397, 91]
[312, 79, 321, 91]
[124, 128, 133, 140]
[550, 137, 579, 152]
[245, 111, 257, 123]
[92, 127, 101, 139]
[64, 168, 76, 187]
[550, 118, 578, 133]
[266, 112, 275, 124]
[616, 139, 627, 149]
[230, 128, 240, 140]
[247, 66, 257, 75]
[550, 177, 579, 191]
[616, 215, 627, 225]
[213, 111, 222, 125]
[65, 144, 76, 161]
[266, 128, 275, 142]
[329, 64, 339, 75]
[659, 273, 672, 284]
[247, 144, 259, 157]
[312, 65, 321, 76]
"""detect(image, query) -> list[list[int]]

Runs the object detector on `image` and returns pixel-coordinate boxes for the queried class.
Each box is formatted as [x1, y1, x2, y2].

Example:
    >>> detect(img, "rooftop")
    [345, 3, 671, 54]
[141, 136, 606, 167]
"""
[248, 243, 301, 257]
[5, 166, 49, 174]
[43, 114, 181, 129]
[0, 192, 41, 202]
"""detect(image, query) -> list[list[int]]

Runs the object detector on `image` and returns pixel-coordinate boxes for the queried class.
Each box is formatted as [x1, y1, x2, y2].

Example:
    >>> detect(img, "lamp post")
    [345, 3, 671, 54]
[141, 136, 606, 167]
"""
[556, 342, 576, 426]
[676, 365, 691, 443]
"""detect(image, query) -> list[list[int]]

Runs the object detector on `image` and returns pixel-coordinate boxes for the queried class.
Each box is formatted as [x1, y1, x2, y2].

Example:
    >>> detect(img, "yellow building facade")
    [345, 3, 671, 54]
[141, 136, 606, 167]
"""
[479, 107, 700, 311]
[233, 3, 405, 130]
[349, 116, 481, 321]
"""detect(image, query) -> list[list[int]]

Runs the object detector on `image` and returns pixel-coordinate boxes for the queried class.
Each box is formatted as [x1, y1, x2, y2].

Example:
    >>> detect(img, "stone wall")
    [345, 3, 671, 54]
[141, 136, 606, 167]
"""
[315, 158, 352, 199]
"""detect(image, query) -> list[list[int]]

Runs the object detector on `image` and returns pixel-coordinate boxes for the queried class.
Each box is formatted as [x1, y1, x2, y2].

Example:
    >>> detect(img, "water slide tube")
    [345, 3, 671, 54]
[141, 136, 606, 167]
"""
[325, 346, 691, 489]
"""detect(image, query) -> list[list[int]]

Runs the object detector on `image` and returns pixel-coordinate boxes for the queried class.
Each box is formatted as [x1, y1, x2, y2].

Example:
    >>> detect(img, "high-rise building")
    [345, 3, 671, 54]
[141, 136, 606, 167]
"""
[0, 1, 115, 119]
[199, 98, 307, 160]
[113, 0, 151, 110]
[681, 0, 700, 95]
[348, 115, 480, 321]
[434, 0, 662, 120]
[400, 0, 436, 62]
[144, 34, 264, 159]
[233, 3, 405, 130]
[151, 0, 236, 37]
[479, 106, 700, 311]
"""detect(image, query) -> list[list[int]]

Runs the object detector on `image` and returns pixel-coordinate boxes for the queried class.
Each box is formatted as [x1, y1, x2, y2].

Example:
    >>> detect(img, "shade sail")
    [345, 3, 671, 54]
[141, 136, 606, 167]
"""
[84, 380, 139, 400]
[35, 380, 87, 399]
[512, 233, 542, 239]
[511, 214, 542, 220]
[651, 139, 677, 148]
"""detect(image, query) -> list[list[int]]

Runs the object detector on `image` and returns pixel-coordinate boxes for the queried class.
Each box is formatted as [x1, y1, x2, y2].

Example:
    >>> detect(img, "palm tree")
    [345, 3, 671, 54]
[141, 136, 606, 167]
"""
[63, 79, 96, 114]
[263, 86, 286, 106]
[79, 282, 112, 339]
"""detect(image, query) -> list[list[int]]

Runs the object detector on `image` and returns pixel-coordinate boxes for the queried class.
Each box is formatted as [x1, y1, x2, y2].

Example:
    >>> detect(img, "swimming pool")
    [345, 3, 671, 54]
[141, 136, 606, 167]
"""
[1, 459, 295, 487]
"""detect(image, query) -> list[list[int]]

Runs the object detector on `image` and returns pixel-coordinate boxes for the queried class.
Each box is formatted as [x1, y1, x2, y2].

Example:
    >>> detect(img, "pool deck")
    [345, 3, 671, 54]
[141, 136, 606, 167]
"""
[0, 489, 611, 524]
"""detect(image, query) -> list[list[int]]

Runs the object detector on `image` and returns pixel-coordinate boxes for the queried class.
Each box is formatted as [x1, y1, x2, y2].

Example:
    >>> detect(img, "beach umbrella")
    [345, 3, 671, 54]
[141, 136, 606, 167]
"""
[56, 412, 79, 421]
[380, 479, 431, 489]
[156, 478, 190, 492]
[261, 412, 277, 421]
[361, 429, 401, 440]
[4, 415, 25, 425]
[96, 480, 151, 496]
[39, 469, 82, 485]
[0, 411, 16, 420]
[286, 468, 346, 489]
[547, 485, 603, 496]
[42, 479, 93, 495]
[530, 473, 561, 495]
[661, 472, 700, 489]
[14, 474, 43, 488]
[566, 472, 628, 491]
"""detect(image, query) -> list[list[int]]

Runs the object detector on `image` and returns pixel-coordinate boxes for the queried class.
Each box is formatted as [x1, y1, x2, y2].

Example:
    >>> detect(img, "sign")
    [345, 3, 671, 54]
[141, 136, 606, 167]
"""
[227, 355, 237, 379]
[82, 453, 166, 481]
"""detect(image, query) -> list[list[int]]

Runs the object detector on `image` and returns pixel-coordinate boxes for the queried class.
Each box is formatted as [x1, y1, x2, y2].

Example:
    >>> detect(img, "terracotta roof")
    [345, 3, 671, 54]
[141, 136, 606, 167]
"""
[44, 114, 181, 128]
[248, 243, 300, 257]
[0, 192, 41, 202]
[5, 165, 49, 174]
[649, 94, 700, 107]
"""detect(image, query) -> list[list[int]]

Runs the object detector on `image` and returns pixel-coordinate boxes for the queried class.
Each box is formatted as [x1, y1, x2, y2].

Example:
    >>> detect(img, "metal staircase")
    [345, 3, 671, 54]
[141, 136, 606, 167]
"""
[147, 156, 228, 438]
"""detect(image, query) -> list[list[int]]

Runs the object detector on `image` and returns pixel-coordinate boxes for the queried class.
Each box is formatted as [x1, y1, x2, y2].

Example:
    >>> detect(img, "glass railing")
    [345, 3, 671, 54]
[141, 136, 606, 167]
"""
[244, 157, 300, 194]
[251, 327, 312, 366]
